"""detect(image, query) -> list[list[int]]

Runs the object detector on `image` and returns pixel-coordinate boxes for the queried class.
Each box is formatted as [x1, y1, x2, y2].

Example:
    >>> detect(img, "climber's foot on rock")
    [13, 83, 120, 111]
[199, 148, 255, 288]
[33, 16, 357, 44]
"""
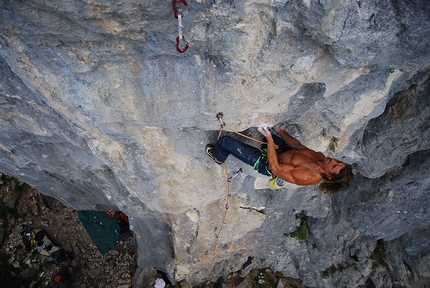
[205, 144, 223, 164]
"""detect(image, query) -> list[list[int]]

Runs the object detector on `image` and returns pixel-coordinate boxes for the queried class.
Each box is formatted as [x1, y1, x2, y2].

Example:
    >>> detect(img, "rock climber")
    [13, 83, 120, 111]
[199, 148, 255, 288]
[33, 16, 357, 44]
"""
[206, 124, 354, 193]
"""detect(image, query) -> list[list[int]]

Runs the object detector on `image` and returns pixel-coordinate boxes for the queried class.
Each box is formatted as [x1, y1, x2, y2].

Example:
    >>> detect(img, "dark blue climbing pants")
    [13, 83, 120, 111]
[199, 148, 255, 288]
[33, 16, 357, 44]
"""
[212, 135, 291, 176]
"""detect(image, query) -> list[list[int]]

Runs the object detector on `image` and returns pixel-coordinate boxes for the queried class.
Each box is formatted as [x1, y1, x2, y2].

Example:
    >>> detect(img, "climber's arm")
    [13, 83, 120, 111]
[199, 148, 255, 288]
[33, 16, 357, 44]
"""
[275, 124, 307, 150]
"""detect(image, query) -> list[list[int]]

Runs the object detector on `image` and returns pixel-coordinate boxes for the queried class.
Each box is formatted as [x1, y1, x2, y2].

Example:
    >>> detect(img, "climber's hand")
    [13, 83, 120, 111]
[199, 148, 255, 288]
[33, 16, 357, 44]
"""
[258, 126, 272, 138]
[274, 123, 286, 133]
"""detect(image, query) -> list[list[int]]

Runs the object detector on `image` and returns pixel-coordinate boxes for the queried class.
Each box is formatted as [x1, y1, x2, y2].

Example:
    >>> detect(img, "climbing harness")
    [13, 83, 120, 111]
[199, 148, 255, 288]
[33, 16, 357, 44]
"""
[173, 0, 189, 53]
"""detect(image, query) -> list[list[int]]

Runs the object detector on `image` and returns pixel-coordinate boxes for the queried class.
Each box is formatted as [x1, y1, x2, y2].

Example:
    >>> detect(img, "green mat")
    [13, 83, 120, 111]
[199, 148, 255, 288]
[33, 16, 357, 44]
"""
[77, 210, 130, 255]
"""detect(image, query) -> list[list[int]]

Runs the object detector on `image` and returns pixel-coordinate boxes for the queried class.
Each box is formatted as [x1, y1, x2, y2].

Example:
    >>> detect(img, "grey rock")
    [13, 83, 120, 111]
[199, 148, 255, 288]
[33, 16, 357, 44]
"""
[72, 246, 81, 256]
[19, 267, 37, 280]
[87, 267, 101, 279]
[71, 259, 79, 268]
[63, 243, 72, 252]
[236, 278, 254, 288]
[132, 267, 163, 288]
[0, 0, 429, 287]
[12, 260, 20, 268]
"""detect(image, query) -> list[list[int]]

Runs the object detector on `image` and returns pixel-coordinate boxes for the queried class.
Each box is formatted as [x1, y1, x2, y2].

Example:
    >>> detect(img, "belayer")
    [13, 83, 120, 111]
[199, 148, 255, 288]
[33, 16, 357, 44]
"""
[206, 124, 354, 193]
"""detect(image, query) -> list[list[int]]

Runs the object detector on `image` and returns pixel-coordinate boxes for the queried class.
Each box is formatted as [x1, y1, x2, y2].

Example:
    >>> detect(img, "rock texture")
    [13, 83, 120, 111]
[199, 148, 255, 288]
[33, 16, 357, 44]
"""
[0, 174, 138, 287]
[0, 0, 430, 286]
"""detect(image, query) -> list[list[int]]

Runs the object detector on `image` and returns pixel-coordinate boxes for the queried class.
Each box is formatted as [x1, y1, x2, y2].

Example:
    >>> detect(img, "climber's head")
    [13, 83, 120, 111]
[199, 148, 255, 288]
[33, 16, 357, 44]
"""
[319, 159, 354, 194]
[322, 157, 346, 179]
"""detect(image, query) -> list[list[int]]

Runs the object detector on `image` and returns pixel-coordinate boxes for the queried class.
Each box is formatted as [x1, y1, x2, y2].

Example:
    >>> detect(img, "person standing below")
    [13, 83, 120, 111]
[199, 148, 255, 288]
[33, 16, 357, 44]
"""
[206, 124, 354, 193]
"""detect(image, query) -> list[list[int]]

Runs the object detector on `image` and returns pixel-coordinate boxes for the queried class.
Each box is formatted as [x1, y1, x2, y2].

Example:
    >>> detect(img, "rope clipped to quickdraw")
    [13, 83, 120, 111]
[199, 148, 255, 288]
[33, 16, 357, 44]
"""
[173, 0, 189, 53]
[216, 112, 273, 147]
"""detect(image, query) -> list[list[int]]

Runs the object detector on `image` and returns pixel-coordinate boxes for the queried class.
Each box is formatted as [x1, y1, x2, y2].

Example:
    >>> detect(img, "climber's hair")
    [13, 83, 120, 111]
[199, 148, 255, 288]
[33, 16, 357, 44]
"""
[319, 164, 354, 194]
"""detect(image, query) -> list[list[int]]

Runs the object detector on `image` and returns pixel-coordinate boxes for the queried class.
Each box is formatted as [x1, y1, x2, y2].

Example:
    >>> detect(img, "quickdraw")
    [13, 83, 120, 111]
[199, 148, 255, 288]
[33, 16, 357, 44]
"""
[173, 0, 189, 53]
[173, 0, 187, 19]
[216, 112, 225, 128]
[228, 168, 243, 182]
[215, 112, 275, 147]
[176, 35, 189, 53]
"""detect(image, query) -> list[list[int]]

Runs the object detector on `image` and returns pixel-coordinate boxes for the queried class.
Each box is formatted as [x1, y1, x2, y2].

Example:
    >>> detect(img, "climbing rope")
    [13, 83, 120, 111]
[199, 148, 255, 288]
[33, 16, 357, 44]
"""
[215, 112, 275, 147]
[207, 112, 264, 283]
[206, 161, 232, 283]
[173, 0, 189, 53]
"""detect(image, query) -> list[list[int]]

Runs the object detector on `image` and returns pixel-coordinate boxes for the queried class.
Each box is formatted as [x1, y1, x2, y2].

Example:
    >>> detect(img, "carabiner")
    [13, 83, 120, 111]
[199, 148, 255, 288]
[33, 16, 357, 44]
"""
[176, 35, 189, 53]
[173, 0, 188, 19]
[216, 112, 225, 128]
[228, 168, 243, 182]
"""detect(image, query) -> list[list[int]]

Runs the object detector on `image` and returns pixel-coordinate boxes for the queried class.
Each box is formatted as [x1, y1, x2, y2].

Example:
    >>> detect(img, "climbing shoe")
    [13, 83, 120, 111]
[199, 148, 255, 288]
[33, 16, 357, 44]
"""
[269, 177, 287, 189]
[205, 144, 222, 164]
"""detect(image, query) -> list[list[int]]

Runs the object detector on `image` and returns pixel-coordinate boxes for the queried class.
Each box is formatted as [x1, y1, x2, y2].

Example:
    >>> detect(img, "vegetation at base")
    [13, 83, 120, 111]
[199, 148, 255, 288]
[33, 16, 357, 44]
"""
[357, 277, 377, 288]
[351, 253, 359, 263]
[213, 276, 224, 288]
[321, 240, 387, 281]
[223, 268, 304, 288]
[0, 204, 16, 228]
[321, 261, 360, 279]
[0, 250, 41, 288]
[370, 239, 387, 266]
[321, 265, 339, 279]
[0, 174, 42, 287]
[370, 239, 389, 275]
[0, 176, 20, 227]
[322, 268, 330, 279]
[169, 268, 305, 287]
[0, 173, 30, 195]
[284, 212, 309, 243]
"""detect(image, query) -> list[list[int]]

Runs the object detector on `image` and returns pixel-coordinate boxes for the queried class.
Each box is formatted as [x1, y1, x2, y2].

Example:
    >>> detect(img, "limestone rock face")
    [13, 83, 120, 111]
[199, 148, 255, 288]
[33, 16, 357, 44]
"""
[1, 0, 430, 286]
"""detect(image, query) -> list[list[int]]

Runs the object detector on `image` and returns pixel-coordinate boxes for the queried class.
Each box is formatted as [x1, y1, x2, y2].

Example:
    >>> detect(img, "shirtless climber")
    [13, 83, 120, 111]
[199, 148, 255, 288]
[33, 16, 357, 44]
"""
[206, 124, 354, 193]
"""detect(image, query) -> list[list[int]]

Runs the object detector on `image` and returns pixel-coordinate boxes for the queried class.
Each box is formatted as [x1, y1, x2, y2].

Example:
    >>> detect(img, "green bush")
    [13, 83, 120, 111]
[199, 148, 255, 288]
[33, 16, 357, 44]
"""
[284, 213, 309, 244]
